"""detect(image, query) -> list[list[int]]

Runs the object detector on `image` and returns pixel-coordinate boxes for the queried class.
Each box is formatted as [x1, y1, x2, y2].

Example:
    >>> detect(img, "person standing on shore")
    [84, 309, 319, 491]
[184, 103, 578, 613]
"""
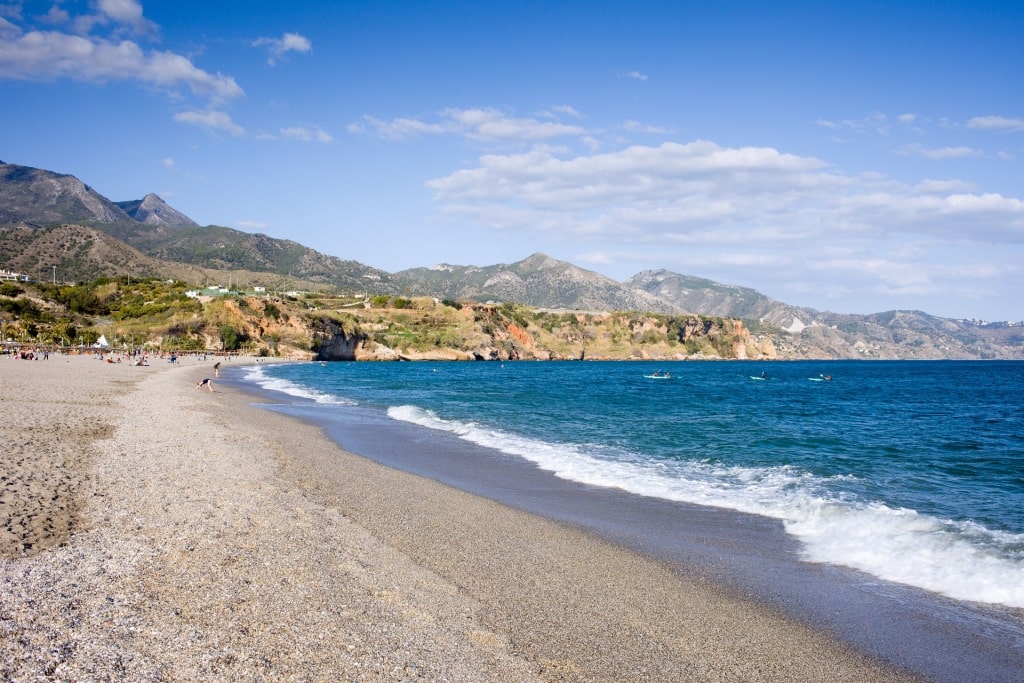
[213, 361, 221, 377]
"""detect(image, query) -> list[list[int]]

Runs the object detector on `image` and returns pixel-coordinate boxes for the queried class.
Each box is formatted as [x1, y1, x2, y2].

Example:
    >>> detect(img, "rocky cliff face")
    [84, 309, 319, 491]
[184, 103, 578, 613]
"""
[310, 316, 366, 361]
[305, 302, 775, 362]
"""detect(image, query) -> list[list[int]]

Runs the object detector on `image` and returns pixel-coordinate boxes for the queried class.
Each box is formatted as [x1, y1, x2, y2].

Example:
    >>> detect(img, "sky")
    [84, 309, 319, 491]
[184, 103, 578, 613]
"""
[1, 1, 1022, 321]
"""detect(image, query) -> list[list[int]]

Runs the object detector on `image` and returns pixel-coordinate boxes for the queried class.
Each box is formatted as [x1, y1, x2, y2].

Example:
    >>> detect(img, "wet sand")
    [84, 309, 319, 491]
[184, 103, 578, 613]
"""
[1, 353, 921, 681]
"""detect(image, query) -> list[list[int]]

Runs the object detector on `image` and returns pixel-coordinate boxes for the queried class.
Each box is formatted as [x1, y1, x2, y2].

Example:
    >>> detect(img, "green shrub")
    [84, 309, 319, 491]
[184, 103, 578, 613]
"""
[219, 325, 248, 351]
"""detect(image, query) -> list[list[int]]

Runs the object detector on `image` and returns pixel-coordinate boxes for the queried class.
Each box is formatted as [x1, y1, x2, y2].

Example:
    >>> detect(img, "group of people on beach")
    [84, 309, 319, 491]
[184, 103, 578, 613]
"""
[5, 349, 47, 360]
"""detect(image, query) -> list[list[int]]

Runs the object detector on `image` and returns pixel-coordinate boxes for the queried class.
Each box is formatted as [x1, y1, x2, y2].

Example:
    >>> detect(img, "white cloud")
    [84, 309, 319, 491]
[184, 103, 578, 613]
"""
[547, 105, 582, 119]
[913, 179, 972, 194]
[352, 107, 588, 143]
[0, 16, 17, 38]
[576, 251, 614, 265]
[967, 115, 1024, 133]
[96, 0, 158, 37]
[839, 112, 890, 135]
[281, 125, 334, 143]
[812, 257, 934, 295]
[253, 32, 312, 65]
[424, 139, 1024, 254]
[623, 120, 672, 135]
[0, 28, 243, 102]
[446, 108, 587, 142]
[818, 112, 911, 137]
[351, 115, 446, 140]
[897, 144, 982, 160]
[40, 6, 69, 25]
[626, 70, 648, 81]
[173, 110, 245, 137]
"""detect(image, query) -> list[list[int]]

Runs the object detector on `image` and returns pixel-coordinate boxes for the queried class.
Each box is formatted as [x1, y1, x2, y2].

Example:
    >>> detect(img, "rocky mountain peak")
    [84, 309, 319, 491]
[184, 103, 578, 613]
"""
[518, 252, 562, 271]
[0, 161, 131, 226]
[116, 193, 198, 229]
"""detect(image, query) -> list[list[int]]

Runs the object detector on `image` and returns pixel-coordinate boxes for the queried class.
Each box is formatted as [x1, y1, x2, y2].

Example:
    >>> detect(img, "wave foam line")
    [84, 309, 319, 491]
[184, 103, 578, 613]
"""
[242, 365, 355, 406]
[388, 404, 1024, 608]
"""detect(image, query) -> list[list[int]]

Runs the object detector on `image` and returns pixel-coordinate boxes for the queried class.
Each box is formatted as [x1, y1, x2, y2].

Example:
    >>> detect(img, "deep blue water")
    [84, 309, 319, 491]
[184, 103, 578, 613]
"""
[242, 359, 1024, 608]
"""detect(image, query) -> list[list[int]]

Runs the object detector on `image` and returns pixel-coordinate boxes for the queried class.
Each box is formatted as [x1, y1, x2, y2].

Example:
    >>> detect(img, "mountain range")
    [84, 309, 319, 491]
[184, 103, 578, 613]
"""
[1, 160, 1021, 359]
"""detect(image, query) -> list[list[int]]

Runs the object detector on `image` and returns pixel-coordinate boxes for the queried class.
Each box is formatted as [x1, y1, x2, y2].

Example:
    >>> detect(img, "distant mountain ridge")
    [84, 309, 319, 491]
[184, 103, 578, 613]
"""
[0, 161, 398, 292]
[0, 161, 131, 226]
[394, 253, 678, 313]
[1, 160, 1020, 359]
[625, 269, 811, 327]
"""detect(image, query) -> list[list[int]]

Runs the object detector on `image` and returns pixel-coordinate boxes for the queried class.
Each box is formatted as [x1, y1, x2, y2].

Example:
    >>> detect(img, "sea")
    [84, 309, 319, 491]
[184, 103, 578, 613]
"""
[232, 358, 1024, 679]
[234, 358, 1024, 679]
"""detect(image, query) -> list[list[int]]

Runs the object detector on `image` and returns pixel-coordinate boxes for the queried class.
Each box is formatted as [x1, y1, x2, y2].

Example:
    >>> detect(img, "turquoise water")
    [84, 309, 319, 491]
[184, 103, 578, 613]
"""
[243, 359, 1024, 608]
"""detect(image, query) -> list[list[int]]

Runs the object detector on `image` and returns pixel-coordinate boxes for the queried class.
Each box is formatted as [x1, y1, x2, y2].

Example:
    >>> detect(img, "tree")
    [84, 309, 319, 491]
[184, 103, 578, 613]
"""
[219, 325, 248, 351]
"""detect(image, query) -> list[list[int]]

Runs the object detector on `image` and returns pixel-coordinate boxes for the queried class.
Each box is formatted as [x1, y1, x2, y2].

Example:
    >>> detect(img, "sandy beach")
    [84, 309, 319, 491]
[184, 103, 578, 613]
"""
[0, 353, 920, 681]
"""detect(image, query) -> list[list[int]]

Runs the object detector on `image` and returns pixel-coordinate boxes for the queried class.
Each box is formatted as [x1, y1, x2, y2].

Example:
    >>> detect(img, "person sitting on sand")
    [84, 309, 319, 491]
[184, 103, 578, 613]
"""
[196, 378, 213, 391]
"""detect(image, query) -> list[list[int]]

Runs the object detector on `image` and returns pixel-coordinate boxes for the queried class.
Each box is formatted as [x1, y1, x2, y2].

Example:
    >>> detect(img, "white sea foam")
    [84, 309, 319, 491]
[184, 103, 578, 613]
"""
[242, 365, 354, 405]
[388, 404, 1024, 608]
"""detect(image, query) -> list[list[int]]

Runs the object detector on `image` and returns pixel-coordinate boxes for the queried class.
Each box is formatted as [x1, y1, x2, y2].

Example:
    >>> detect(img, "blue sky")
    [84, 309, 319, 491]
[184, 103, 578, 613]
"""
[1, 0, 1022, 321]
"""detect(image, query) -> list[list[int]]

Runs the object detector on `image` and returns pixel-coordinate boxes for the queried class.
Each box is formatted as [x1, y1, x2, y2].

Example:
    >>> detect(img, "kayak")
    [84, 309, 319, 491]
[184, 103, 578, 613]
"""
[749, 376, 769, 381]
[808, 377, 824, 382]
[644, 374, 673, 379]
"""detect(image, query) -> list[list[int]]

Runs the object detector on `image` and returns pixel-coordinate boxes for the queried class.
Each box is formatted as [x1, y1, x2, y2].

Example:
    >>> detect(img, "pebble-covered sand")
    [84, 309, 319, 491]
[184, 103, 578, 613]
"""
[1, 353, 921, 681]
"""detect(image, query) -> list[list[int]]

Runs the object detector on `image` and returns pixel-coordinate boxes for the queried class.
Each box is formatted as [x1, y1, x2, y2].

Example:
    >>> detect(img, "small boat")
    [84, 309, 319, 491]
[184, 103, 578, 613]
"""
[749, 375, 769, 381]
[644, 373, 673, 379]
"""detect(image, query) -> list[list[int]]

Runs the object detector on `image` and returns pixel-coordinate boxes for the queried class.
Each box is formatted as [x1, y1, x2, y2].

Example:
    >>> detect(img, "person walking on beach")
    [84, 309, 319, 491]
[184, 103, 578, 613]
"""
[213, 361, 221, 377]
[196, 378, 213, 392]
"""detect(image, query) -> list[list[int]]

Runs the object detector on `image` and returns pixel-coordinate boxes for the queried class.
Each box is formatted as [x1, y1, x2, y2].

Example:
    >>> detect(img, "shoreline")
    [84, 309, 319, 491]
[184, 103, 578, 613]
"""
[3, 354, 923, 680]
[239, 362, 1024, 683]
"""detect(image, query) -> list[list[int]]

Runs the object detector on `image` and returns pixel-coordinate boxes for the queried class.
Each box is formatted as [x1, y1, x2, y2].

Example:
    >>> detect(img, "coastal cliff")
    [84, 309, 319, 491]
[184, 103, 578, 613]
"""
[310, 299, 776, 362]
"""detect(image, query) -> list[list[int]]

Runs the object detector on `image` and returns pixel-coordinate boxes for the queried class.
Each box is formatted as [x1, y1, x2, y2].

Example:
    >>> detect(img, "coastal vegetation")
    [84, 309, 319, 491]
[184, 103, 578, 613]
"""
[0, 276, 772, 360]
